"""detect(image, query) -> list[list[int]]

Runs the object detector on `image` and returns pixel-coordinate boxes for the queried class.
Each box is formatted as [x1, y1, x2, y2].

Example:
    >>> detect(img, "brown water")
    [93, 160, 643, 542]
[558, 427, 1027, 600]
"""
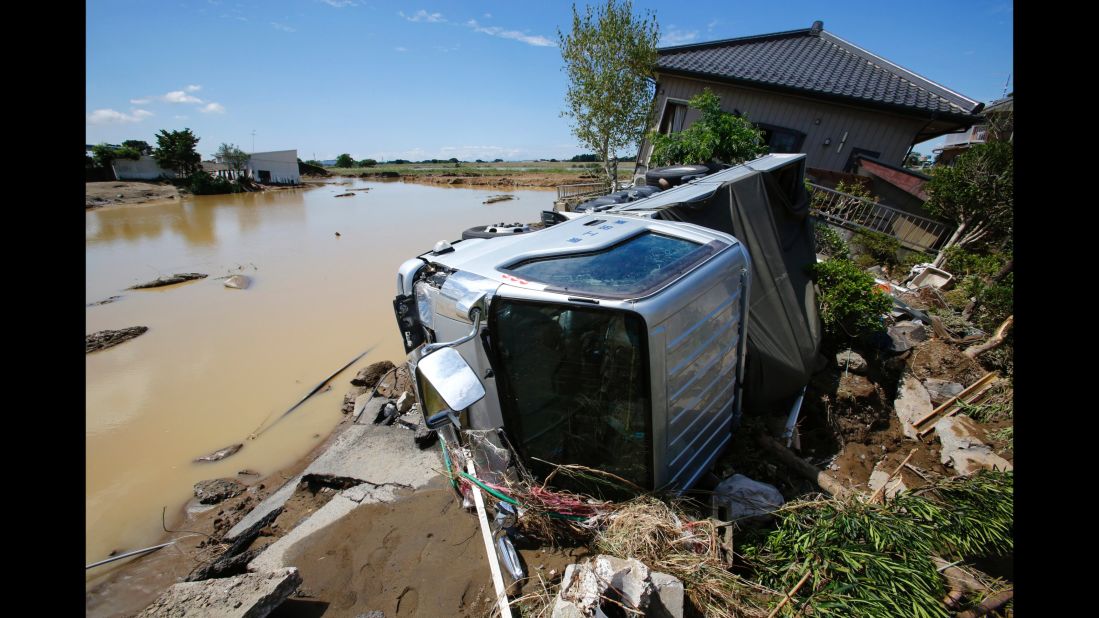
[85, 179, 554, 579]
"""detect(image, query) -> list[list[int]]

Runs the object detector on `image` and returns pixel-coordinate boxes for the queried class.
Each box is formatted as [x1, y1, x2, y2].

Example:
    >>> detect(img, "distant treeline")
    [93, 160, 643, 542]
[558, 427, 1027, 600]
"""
[307, 154, 634, 166]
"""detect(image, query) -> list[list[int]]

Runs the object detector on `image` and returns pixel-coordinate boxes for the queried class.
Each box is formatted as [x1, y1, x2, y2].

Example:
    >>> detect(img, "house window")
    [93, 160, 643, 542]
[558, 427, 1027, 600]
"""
[757, 124, 806, 153]
[658, 100, 688, 135]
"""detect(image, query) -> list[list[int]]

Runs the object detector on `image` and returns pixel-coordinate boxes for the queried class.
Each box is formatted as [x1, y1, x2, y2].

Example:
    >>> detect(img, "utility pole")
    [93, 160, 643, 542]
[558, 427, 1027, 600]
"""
[251, 129, 256, 154]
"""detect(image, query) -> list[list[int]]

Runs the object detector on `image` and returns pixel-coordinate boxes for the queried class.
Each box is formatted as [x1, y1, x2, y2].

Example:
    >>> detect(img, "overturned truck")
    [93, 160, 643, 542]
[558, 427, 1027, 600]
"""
[393, 153, 821, 494]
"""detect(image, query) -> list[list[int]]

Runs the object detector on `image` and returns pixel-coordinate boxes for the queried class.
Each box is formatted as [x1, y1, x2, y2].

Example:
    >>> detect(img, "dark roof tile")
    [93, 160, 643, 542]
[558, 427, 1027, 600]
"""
[656, 27, 981, 118]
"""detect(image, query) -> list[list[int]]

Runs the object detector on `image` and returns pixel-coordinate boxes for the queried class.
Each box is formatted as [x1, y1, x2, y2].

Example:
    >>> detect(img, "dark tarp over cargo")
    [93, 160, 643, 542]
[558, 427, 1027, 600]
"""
[624, 156, 823, 410]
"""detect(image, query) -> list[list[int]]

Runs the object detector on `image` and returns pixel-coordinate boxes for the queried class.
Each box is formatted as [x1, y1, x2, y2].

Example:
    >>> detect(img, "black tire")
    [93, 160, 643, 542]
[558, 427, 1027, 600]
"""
[645, 164, 712, 188]
[461, 224, 533, 240]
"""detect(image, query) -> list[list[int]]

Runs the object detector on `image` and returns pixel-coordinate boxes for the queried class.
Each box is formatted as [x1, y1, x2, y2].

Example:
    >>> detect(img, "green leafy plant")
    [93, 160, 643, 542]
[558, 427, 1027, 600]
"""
[741, 471, 1013, 618]
[186, 171, 241, 195]
[153, 128, 202, 177]
[850, 230, 901, 268]
[649, 89, 767, 167]
[810, 259, 893, 337]
[814, 223, 850, 260]
[925, 141, 1013, 263]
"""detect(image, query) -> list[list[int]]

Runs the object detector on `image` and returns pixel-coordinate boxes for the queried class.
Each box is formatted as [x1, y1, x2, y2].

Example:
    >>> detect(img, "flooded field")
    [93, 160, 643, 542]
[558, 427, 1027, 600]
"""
[85, 179, 554, 579]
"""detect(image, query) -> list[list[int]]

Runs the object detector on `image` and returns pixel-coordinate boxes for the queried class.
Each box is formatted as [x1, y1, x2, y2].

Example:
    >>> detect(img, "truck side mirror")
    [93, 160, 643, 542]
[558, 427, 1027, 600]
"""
[417, 347, 486, 417]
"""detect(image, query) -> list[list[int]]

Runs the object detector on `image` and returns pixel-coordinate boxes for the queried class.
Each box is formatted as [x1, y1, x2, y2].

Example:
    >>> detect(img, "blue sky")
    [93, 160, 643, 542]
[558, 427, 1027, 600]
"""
[86, 1, 1013, 161]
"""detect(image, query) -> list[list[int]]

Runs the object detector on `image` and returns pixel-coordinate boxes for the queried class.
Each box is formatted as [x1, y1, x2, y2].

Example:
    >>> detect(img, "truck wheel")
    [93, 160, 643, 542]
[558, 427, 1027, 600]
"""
[644, 164, 711, 188]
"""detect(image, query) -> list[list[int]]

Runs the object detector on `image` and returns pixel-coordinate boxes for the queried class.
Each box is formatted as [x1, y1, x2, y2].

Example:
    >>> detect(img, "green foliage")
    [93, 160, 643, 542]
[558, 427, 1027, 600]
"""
[940, 246, 1007, 279]
[648, 90, 767, 167]
[810, 259, 893, 337]
[185, 171, 243, 195]
[121, 139, 153, 155]
[957, 272, 1013, 332]
[304, 159, 323, 167]
[742, 471, 1013, 618]
[559, 0, 658, 186]
[357, 158, 377, 168]
[851, 230, 901, 268]
[925, 141, 1013, 252]
[216, 143, 250, 175]
[153, 128, 202, 177]
[334, 153, 355, 168]
[91, 143, 142, 168]
[814, 223, 849, 260]
[898, 251, 933, 273]
[835, 179, 875, 200]
[570, 153, 599, 162]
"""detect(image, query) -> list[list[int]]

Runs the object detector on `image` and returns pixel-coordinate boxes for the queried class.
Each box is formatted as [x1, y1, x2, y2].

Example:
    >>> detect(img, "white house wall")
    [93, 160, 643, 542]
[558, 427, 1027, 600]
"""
[112, 155, 173, 180]
[246, 150, 300, 184]
[651, 75, 927, 172]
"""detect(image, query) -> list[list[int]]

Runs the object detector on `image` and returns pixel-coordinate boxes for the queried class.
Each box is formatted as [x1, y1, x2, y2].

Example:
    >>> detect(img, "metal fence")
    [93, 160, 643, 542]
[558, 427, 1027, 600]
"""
[556, 181, 611, 201]
[807, 183, 953, 253]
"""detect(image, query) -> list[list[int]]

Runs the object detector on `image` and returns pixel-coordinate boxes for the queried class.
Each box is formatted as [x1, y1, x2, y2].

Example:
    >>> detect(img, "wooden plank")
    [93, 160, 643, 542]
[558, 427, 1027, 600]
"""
[466, 458, 513, 618]
[912, 371, 997, 430]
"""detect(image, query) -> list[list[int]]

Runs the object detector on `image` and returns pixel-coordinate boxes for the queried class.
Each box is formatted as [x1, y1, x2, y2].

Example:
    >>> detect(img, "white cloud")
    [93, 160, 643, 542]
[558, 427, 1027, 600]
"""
[185, 84, 202, 92]
[465, 19, 555, 47]
[660, 28, 699, 46]
[394, 46, 408, 52]
[271, 21, 296, 32]
[174, 115, 189, 120]
[86, 108, 154, 125]
[400, 9, 445, 23]
[484, 13, 492, 18]
[199, 102, 226, 114]
[130, 97, 151, 105]
[439, 145, 524, 160]
[707, 19, 719, 32]
[320, 0, 357, 6]
[163, 90, 204, 104]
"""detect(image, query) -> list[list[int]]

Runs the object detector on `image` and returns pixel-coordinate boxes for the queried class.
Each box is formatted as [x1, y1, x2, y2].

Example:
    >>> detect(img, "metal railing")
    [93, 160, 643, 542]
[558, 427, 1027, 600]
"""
[807, 183, 953, 253]
[556, 181, 611, 201]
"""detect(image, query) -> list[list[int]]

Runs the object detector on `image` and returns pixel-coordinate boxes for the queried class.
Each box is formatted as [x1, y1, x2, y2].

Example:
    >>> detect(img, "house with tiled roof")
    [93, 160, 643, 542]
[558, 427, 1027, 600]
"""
[636, 20, 985, 179]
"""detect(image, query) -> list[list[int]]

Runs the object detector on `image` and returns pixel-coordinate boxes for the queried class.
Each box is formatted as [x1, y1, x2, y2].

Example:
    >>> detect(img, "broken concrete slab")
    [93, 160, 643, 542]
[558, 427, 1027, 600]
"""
[835, 349, 867, 374]
[886, 320, 929, 353]
[934, 416, 1013, 475]
[226, 422, 441, 540]
[552, 556, 682, 618]
[137, 567, 301, 618]
[247, 482, 408, 573]
[353, 393, 387, 421]
[923, 378, 964, 406]
[395, 391, 413, 414]
[894, 375, 932, 439]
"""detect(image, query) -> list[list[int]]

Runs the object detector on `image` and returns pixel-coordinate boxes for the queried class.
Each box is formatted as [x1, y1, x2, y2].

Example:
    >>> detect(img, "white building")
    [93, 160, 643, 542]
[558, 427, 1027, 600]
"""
[216, 149, 300, 185]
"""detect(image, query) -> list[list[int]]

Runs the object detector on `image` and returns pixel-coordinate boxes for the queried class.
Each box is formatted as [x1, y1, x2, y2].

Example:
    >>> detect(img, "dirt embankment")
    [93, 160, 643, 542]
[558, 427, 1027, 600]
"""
[86, 181, 181, 209]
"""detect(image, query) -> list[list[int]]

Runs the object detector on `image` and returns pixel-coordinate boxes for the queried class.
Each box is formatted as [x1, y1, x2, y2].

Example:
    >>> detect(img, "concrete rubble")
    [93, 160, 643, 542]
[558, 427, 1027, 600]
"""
[885, 320, 928, 353]
[893, 375, 932, 439]
[137, 567, 302, 618]
[552, 555, 683, 618]
[868, 460, 909, 499]
[224, 275, 251, 290]
[922, 378, 964, 406]
[934, 416, 1013, 475]
[194, 478, 247, 504]
[835, 349, 867, 374]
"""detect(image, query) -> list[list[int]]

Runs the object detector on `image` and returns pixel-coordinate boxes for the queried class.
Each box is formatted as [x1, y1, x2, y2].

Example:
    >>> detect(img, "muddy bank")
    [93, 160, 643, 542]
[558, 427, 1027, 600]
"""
[86, 326, 148, 353]
[86, 181, 181, 209]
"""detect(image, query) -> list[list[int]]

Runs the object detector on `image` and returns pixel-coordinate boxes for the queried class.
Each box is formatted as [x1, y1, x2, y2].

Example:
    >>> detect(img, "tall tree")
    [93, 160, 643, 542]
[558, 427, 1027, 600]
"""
[91, 143, 141, 169]
[153, 129, 202, 177]
[558, 0, 658, 188]
[216, 143, 250, 178]
[334, 153, 355, 168]
[924, 141, 1013, 266]
[122, 140, 153, 155]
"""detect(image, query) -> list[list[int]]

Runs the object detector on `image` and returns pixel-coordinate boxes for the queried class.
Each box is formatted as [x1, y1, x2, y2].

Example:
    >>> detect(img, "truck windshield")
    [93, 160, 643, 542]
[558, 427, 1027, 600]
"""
[490, 299, 651, 493]
[502, 231, 717, 298]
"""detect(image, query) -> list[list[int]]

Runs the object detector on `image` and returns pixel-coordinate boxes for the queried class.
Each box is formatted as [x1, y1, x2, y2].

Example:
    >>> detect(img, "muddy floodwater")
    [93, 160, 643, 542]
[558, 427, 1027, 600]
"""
[85, 179, 554, 581]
